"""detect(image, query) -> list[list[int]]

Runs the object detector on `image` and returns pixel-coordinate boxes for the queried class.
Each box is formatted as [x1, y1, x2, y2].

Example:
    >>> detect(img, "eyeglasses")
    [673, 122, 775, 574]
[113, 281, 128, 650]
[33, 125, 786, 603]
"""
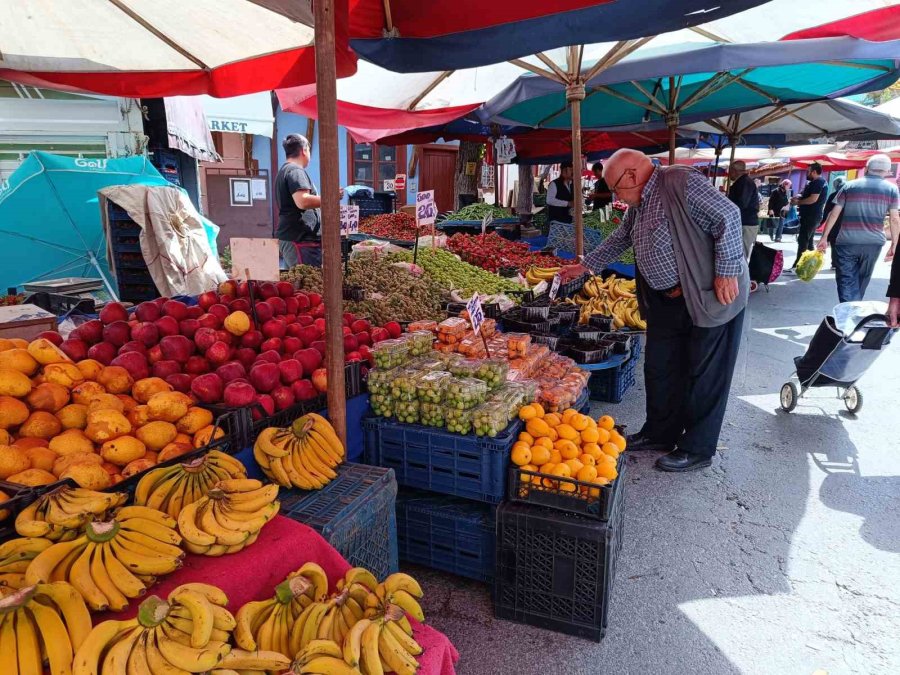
[611, 167, 638, 190]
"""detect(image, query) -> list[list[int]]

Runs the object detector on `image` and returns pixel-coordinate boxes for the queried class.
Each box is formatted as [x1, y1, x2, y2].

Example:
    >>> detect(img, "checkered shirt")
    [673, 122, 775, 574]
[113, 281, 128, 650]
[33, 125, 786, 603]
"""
[584, 167, 745, 290]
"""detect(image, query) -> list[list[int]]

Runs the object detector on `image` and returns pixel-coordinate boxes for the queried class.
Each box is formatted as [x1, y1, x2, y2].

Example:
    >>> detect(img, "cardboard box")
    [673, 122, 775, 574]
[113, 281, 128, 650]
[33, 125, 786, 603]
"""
[0, 304, 57, 341]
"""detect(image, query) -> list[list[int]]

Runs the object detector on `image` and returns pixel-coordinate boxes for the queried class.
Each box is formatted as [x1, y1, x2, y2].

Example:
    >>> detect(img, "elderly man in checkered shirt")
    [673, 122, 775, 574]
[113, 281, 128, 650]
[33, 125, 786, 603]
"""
[567, 148, 749, 473]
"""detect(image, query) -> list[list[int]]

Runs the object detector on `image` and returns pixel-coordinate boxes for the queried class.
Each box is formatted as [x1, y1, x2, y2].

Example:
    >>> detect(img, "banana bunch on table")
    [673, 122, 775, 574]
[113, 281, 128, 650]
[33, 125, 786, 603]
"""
[568, 275, 646, 330]
[524, 265, 561, 286]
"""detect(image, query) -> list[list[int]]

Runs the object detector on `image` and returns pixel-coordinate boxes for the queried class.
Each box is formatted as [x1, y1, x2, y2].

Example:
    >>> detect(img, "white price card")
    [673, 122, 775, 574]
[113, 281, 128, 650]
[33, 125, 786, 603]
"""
[549, 274, 561, 300]
[340, 205, 360, 236]
[382, 179, 395, 192]
[416, 189, 437, 227]
[495, 136, 517, 164]
[481, 213, 493, 235]
[466, 293, 485, 336]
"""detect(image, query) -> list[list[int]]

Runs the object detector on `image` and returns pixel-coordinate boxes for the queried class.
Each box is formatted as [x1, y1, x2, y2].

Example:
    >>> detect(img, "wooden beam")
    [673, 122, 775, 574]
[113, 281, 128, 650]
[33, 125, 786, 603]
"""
[313, 0, 346, 445]
[534, 52, 570, 83]
[582, 36, 655, 83]
[629, 80, 669, 114]
[508, 58, 567, 84]
[590, 84, 663, 114]
[382, 0, 394, 33]
[689, 25, 732, 43]
[407, 71, 454, 110]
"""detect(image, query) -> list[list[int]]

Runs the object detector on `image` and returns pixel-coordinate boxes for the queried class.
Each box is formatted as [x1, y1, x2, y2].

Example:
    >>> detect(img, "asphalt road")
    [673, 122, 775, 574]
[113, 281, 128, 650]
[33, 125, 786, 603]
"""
[409, 239, 900, 675]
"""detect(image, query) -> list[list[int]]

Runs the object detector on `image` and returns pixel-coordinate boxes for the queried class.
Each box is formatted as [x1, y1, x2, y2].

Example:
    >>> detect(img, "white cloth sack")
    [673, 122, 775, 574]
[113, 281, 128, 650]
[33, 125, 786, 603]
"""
[101, 184, 227, 297]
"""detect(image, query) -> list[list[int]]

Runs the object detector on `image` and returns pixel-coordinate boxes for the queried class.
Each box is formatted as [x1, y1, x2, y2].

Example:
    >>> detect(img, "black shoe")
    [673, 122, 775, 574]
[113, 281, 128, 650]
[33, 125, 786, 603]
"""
[625, 432, 674, 453]
[655, 450, 712, 472]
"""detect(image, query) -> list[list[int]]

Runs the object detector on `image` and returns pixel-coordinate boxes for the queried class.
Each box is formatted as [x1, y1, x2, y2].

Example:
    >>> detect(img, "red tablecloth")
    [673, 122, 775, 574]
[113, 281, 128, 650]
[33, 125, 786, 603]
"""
[101, 516, 459, 675]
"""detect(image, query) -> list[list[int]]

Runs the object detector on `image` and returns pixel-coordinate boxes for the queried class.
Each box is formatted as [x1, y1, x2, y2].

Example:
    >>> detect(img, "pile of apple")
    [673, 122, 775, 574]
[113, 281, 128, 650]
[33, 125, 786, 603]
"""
[57, 280, 402, 418]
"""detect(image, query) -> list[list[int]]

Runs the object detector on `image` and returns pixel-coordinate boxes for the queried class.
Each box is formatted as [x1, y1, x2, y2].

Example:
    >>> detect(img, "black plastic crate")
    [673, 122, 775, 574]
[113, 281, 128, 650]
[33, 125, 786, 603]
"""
[493, 470, 625, 641]
[117, 283, 160, 303]
[508, 455, 624, 520]
[24, 292, 95, 317]
[606, 333, 633, 356]
[349, 193, 395, 218]
[588, 315, 614, 332]
[551, 305, 579, 328]
[113, 251, 147, 270]
[279, 463, 398, 580]
[0, 482, 37, 542]
[500, 308, 551, 334]
[343, 285, 366, 301]
[396, 489, 496, 582]
[529, 332, 561, 351]
[110, 233, 142, 253]
[588, 354, 638, 403]
[444, 301, 500, 320]
[569, 325, 606, 341]
[566, 339, 613, 365]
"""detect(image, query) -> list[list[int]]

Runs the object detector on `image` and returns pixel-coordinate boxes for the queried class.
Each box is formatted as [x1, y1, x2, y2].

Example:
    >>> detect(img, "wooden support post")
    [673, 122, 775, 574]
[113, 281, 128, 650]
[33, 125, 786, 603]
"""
[313, 0, 346, 445]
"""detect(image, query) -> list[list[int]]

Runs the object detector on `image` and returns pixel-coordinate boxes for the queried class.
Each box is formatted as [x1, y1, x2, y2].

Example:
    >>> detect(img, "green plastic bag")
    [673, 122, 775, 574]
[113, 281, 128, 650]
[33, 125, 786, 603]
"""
[796, 250, 825, 282]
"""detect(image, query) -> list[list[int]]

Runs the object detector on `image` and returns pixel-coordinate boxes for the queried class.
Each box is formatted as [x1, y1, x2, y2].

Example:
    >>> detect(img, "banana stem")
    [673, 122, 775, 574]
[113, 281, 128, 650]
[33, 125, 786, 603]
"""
[85, 519, 120, 543]
[137, 596, 170, 627]
[0, 586, 35, 612]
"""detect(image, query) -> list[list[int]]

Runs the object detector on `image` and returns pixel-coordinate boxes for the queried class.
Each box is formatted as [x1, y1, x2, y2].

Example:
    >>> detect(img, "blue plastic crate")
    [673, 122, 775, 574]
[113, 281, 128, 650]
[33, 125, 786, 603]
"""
[588, 354, 638, 404]
[278, 463, 398, 580]
[363, 417, 522, 504]
[396, 489, 496, 582]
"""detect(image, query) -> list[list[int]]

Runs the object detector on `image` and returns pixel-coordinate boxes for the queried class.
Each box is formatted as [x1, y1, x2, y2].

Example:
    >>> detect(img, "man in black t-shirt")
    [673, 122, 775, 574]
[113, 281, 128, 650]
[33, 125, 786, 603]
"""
[276, 134, 333, 268]
[789, 162, 827, 270]
[590, 163, 612, 210]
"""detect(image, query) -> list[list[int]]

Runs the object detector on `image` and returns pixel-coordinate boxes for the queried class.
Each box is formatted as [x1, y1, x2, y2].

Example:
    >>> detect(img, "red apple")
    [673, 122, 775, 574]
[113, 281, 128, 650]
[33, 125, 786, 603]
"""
[358, 344, 373, 366]
[118, 341, 148, 356]
[208, 304, 230, 322]
[262, 319, 286, 340]
[346, 351, 362, 362]
[218, 280, 238, 297]
[259, 282, 277, 300]
[147, 344, 163, 365]
[73, 319, 103, 344]
[313, 318, 326, 334]
[354, 331, 372, 347]
[194, 327, 219, 352]
[266, 297, 287, 316]
[343, 335, 358, 353]
[271, 385, 296, 411]
[234, 348, 258, 370]
[255, 350, 281, 365]
[311, 304, 325, 319]
[254, 302, 274, 323]
[249, 362, 280, 393]
[197, 313, 221, 330]
[162, 300, 188, 321]
[370, 327, 389, 343]
[351, 319, 371, 334]
[102, 321, 131, 347]
[216, 361, 246, 384]
[384, 321, 402, 338]
[282, 337, 302, 354]
[110, 351, 150, 380]
[99, 302, 128, 325]
[343, 312, 356, 326]
[191, 373, 224, 403]
[342, 326, 353, 337]
[223, 381, 256, 407]
[159, 335, 194, 363]
[179, 319, 200, 339]
[276, 281, 294, 298]
[87, 342, 116, 365]
[214, 330, 234, 346]
[297, 315, 314, 327]
[60, 338, 88, 361]
[240, 330, 264, 350]
[134, 301, 162, 323]
[291, 379, 319, 402]
[311, 368, 328, 393]
[260, 337, 283, 354]
[205, 341, 232, 367]
[307, 292, 322, 307]
[284, 296, 300, 315]
[185, 306, 203, 320]
[154, 315, 179, 338]
[152, 360, 182, 379]
[131, 321, 159, 347]
[294, 348, 323, 375]
[295, 293, 311, 311]
[165, 373, 193, 393]
[278, 359, 303, 384]
[310, 341, 326, 358]
[298, 325, 320, 347]
[285, 324, 304, 339]
[252, 394, 275, 420]
[197, 291, 219, 310]
[153, 297, 169, 308]
[229, 298, 251, 314]
[37, 331, 63, 346]
[238, 281, 251, 298]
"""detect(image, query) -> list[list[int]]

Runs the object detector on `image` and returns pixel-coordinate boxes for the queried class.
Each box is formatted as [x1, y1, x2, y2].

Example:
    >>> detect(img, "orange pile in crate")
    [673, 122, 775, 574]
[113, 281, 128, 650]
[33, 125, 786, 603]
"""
[511, 404, 625, 497]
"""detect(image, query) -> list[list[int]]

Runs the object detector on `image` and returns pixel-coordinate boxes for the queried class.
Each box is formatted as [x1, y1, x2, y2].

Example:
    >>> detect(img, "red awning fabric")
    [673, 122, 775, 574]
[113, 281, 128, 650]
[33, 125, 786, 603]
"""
[781, 6, 900, 42]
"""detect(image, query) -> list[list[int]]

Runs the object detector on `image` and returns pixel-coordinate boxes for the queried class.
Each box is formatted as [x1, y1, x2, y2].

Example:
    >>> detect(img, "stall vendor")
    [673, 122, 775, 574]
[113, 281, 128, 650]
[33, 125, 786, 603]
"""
[546, 161, 575, 224]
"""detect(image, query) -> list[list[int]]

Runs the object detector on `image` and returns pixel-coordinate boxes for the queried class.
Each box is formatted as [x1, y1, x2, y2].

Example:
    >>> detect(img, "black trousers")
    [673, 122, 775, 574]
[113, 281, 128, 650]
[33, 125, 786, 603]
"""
[637, 272, 744, 458]
[794, 217, 818, 267]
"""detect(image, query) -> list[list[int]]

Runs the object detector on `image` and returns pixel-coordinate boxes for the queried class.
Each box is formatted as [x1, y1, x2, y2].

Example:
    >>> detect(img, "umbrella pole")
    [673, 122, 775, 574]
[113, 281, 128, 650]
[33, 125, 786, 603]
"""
[725, 135, 737, 191]
[314, 0, 346, 445]
[568, 85, 585, 259]
[667, 124, 677, 165]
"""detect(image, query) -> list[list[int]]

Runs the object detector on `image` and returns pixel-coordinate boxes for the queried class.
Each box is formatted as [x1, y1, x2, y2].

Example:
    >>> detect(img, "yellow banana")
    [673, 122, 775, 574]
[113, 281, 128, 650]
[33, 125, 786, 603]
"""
[88, 543, 129, 611]
[28, 598, 74, 675]
[383, 573, 423, 598]
[385, 619, 423, 656]
[234, 599, 271, 651]
[146, 628, 194, 675]
[214, 478, 262, 493]
[118, 529, 184, 559]
[34, 581, 93, 650]
[343, 617, 371, 667]
[24, 535, 87, 585]
[115, 506, 178, 530]
[220, 647, 292, 670]
[15, 610, 43, 675]
[155, 630, 229, 673]
[359, 620, 384, 675]
[295, 655, 360, 675]
[169, 587, 214, 648]
[101, 545, 147, 599]
[72, 618, 137, 675]
[378, 626, 419, 675]
[0, 614, 17, 675]
[100, 624, 141, 674]
[177, 501, 216, 547]
[126, 631, 154, 675]
[389, 590, 425, 622]
[199, 504, 250, 547]
[255, 428, 291, 458]
[134, 465, 180, 507]
[109, 539, 181, 577]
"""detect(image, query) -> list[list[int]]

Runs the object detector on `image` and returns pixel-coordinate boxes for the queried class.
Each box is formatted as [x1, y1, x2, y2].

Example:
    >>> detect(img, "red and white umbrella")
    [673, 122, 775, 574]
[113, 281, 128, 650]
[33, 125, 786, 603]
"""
[0, 0, 357, 97]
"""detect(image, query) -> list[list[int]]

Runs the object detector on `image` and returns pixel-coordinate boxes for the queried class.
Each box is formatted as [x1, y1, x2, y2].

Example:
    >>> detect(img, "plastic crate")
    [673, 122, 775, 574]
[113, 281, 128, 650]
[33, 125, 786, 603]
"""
[113, 251, 147, 270]
[493, 467, 626, 641]
[117, 283, 160, 303]
[24, 292, 95, 317]
[395, 489, 496, 582]
[508, 455, 623, 520]
[0, 483, 37, 542]
[279, 463, 399, 580]
[107, 202, 135, 223]
[363, 417, 522, 503]
[350, 193, 395, 218]
[588, 354, 638, 403]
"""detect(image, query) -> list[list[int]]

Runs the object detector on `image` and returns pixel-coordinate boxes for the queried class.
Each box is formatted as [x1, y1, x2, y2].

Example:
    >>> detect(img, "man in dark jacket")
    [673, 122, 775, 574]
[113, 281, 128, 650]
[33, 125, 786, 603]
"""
[889, 249, 899, 327]
[546, 162, 575, 224]
[767, 179, 791, 242]
[727, 160, 760, 260]
[789, 162, 828, 271]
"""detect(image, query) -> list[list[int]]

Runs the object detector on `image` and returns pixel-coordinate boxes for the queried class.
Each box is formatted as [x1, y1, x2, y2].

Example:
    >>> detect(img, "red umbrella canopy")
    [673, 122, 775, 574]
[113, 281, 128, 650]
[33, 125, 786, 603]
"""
[782, 5, 900, 42]
[0, 0, 357, 97]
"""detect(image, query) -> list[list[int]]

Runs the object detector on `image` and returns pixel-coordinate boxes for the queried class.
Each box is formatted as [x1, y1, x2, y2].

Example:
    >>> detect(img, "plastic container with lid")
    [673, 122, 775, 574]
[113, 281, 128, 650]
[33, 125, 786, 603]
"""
[474, 358, 509, 391]
[437, 317, 469, 344]
[367, 367, 397, 396]
[445, 377, 488, 411]
[404, 330, 435, 357]
[449, 358, 481, 379]
[407, 320, 438, 334]
[370, 392, 394, 418]
[457, 335, 487, 358]
[419, 402, 445, 427]
[416, 370, 452, 403]
[388, 367, 421, 401]
[506, 333, 531, 358]
[445, 408, 473, 434]
[394, 399, 420, 424]
[480, 318, 498, 338]
[409, 356, 446, 372]
[472, 401, 510, 438]
[372, 339, 410, 369]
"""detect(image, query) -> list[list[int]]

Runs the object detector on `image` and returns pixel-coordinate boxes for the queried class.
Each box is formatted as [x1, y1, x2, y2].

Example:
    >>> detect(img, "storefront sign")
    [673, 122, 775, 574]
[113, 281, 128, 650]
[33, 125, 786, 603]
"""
[229, 178, 252, 206]
[416, 189, 437, 227]
[340, 205, 360, 236]
[250, 179, 267, 200]
[466, 293, 485, 336]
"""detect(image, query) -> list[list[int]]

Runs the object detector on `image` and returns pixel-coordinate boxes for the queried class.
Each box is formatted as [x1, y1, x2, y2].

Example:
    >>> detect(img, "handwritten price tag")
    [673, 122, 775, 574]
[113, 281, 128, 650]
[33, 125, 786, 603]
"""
[466, 293, 485, 336]
[382, 179, 395, 192]
[549, 274, 561, 300]
[340, 205, 359, 236]
[416, 189, 437, 227]
[495, 136, 517, 164]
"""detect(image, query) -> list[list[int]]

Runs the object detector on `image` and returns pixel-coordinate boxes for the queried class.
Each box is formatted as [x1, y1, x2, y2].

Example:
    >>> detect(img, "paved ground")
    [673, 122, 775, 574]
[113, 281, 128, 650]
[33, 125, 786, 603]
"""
[408, 239, 900, 675]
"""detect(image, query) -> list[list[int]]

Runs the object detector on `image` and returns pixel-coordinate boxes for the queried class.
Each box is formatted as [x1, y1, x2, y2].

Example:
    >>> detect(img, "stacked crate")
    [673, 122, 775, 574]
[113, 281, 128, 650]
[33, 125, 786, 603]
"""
[105, 201, 159, 303]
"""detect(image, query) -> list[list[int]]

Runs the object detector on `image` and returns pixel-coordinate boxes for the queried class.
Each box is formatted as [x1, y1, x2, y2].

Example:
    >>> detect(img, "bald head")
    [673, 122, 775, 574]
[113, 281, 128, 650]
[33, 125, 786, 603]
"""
[605, 149, 654, 206]
[729, 160, 748, 180]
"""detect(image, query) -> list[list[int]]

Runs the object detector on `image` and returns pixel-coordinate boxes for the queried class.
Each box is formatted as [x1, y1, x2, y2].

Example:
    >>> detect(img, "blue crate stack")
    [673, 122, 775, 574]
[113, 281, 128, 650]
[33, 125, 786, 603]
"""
[106, 201, 159, 303]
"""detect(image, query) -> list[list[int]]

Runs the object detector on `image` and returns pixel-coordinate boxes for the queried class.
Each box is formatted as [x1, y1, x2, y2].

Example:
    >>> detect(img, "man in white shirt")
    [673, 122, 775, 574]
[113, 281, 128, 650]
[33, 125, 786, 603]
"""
[546, 162, 576, 224]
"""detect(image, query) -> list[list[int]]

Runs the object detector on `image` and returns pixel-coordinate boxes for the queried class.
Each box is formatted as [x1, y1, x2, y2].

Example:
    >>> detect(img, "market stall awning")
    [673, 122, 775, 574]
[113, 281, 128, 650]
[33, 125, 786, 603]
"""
[201, 93, 275, 138]
[347, 0, 771, 72]
[0, 0, 357, 97]
[781, 5, 900, 42]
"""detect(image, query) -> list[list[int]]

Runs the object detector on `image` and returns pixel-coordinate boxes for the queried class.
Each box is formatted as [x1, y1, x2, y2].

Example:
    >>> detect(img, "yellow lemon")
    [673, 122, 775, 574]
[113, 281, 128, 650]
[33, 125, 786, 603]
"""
[597, 415, 615, 431]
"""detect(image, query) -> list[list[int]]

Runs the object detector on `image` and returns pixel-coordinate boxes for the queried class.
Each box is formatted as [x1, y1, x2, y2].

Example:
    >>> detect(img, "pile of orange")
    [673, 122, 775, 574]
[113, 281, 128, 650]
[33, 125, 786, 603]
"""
[511, 403, 625, 497]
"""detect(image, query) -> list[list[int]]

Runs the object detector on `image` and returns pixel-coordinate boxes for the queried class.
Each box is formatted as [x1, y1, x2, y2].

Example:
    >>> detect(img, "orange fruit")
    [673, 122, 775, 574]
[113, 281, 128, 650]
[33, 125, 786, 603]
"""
[555, 424, 578, 441]
[556, 440, 580, 460]
[596, 427, 611, 445]
[534, 436, 554, 451]
[559, 481, 577, 493]
[532, 402, 545, 418]
[582, 442, 602, 459]
[576, 465, 598, 482]
[511, 444, 532, 466]
[597, 415, 615, 431]
[601, 442, 621, 458]
[525, 418, 551, 438]
[580, 427, 600, 444]
[550, 463, 571, 478]
[596, 461, 618, 481]
[546, 428, 559, 442]
[548, 450, 562, 464]
[530, 444, 551, 466]
[543, 413, 562, 428]
[519, 464, 537, 481]
[610, 431, 626, 451]
[560, 408, 578, 424]
[564, 458, 584, 475]
[570, 414, 590, 432]
[518, 432, 535, 445]
[518, 404, 538, 421]
[579, 453, 596, 466]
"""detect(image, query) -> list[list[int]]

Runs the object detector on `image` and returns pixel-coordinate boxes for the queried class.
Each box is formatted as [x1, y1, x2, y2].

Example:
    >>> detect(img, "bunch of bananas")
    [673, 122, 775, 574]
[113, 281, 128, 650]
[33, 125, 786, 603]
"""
[15, 486, 128, 541]
[234, 562, 326, 656]
[293, 639, 363, 675]
[0, 582, 92, 675]
[570, 275, 646, 329]
[524, 265, 561, 286]
[254, 413, 345, 490]
[0, 537, 53, 591]
[25, 505, 183, 611]
[134, 450, 248, 519]
[177, 478, 279, 556]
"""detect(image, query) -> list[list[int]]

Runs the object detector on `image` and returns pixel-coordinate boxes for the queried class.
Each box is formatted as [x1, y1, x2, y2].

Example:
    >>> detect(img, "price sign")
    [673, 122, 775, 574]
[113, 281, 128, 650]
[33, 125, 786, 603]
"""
[466, 293, 485, 336]
[394, 174, 406, 191]
[549, 274, 561, 300]
[382, 179, 395, 192]
[340, 205, 359, 236]
[465, 162, 477, 177]
[481, 213, 493, 235]
[416, 189, 437, 227]
[495, 136, 517, 164]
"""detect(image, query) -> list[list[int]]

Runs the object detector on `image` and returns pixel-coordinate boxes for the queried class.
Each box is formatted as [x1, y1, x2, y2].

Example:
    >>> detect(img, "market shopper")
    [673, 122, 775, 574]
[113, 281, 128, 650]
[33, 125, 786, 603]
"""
[817, 154, 900, 302]
[590, 162, 613, 211]
[767, 179, 791, 242]
[546, 162, 576, 224]
[566, 148, 749, 473]
[821, 176, 845, 269]
[727, 160, 761, 260]
[789, 162, 827, 271]
[888, 247, 899, 327]
[276, 133, 341, 268]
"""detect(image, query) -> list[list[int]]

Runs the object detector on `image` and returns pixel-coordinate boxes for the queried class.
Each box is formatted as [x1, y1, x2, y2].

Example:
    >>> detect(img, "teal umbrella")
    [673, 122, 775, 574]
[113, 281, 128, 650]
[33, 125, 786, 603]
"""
[0, 152, 170, 294]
